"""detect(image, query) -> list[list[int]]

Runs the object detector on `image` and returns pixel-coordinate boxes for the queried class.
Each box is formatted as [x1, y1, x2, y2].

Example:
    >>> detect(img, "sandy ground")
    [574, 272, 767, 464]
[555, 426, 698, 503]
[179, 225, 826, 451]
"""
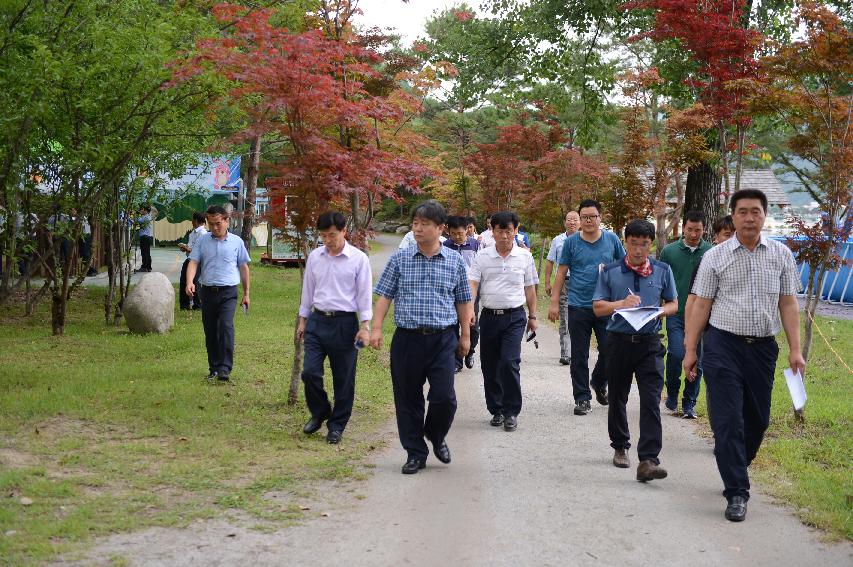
[58, 234, 852, 566]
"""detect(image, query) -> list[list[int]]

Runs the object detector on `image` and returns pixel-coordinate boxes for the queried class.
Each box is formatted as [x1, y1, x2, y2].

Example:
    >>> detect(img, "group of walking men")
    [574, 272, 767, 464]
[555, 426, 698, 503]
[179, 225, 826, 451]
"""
[186, 187, 805, 523]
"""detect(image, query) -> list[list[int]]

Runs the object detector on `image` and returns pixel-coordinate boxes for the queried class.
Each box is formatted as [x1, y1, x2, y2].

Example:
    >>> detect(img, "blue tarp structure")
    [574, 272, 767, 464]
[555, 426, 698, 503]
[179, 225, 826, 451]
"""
[775, 236, 853, 304]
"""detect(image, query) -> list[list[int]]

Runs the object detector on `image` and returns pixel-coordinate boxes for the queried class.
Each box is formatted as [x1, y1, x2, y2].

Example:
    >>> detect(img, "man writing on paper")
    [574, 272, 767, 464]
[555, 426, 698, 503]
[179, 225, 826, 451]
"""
[684, 189, 804, 523]
[592, 220, 677, 481]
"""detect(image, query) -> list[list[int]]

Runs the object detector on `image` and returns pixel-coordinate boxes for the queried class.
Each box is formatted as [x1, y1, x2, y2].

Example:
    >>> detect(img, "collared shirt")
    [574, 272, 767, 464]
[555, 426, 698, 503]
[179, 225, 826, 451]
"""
[374, 244, 472, 329]
[189, 232, 251, 286]
[186, 225, 208, 257]
[442, 236, 480, 269]
[399, 231, 445, 249]
[692, 234, 800, 337]
[298, 242, 373, 321]
[559, 231, 626, 308]
[138, 213, 153, 237]
[546, 231, 576, 264]
[479, 229, 495, 249]
[469, 244, 538, 309]
[659, 237, 712, 316]
[593, 258, 677, 334]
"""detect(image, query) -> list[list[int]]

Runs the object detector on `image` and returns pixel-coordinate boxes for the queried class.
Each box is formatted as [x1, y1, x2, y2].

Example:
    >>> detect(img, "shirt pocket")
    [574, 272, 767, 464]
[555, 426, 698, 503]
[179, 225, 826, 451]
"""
[761, 259, 782, 295]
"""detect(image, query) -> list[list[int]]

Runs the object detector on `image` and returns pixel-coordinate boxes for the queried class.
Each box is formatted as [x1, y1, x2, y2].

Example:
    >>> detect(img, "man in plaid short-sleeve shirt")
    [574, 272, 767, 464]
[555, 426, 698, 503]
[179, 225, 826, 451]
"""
[685, 189, 805, 523]
[371, 200, 473, 475]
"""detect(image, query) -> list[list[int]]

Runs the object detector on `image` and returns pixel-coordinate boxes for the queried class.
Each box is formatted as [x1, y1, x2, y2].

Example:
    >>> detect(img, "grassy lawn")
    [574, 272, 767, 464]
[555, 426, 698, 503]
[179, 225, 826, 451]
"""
[0, 251, 396, 564]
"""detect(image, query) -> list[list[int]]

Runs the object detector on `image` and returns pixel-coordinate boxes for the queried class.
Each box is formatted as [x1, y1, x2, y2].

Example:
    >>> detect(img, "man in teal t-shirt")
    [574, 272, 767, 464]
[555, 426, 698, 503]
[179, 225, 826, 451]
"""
[548, 199, 625, 416]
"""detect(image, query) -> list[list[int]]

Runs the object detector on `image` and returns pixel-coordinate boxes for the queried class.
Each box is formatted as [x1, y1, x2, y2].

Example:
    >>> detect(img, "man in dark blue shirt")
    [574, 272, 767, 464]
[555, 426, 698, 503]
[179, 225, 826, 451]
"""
[593, 219, 677, 481]
[443, 215, 480, 372]
[371, 200, 474, 475]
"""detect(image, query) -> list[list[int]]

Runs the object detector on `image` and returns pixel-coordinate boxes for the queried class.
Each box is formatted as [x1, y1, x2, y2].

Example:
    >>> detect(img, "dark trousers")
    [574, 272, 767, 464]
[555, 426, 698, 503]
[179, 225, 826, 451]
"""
[455, 296, 480, 367]
[607, 335, 665, 463]
[703, 326, 777, 500]
[140, 235, 153, 270]
[301, 313, 359, 433]
[567, 306, 609, 402]
[78, 234, 92, 267]
[200, 285, 238, 376]
[390, 327, 458, 461]
[665, 315, 703, 409]
[479, 309, 526, 417]
[179, 258, 201, 310]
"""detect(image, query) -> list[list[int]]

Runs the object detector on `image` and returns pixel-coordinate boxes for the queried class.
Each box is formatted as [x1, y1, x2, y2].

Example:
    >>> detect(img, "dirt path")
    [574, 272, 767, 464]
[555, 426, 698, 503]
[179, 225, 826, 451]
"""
[63, 235, 851, 566]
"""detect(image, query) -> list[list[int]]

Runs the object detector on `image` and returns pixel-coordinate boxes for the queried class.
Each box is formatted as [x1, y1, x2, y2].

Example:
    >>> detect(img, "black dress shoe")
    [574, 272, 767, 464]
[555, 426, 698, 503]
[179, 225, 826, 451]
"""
[206, 371, 218, 381]
[326, 430, 343, 444]
[432, 439, 451, 464]
[217, 373, 230, 382]
[401, 457, 426, 474]
[303, 411, 330, 434]
[725, 496, 748, 522]
[464, 353, 475, 368]
[503, 415, 517, 432]
[559, 357, 570, 365]
[594, 387, 609, 406]
[490, 414, 505, 427]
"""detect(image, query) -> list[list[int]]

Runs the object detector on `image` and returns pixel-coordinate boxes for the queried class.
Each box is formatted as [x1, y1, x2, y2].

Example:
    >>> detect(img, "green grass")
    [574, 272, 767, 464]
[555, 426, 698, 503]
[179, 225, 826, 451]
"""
[0, 250, 396, 564]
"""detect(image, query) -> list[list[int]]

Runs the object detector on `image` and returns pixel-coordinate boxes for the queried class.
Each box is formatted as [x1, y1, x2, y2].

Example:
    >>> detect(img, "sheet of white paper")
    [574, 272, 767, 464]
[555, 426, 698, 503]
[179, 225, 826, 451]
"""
[613, 307, 663, 332]
[784, 368, 807, 410]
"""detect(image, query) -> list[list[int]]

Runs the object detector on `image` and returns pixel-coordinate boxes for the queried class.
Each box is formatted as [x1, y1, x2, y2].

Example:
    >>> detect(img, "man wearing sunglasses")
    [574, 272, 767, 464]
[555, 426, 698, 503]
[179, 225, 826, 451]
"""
[469, 211, 538, 432]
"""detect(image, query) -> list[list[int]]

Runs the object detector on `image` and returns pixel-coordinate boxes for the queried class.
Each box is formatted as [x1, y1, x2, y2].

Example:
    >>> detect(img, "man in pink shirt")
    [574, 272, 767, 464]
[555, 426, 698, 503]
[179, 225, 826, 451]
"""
[297, 212, 373, 444]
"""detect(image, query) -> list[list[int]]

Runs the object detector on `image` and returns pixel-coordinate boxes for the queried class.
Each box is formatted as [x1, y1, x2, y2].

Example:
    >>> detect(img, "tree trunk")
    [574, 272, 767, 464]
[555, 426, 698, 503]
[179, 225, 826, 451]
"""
[685, 162, 722, 241]
[241, 135, 261, 251]
[803, 264, 829, 362]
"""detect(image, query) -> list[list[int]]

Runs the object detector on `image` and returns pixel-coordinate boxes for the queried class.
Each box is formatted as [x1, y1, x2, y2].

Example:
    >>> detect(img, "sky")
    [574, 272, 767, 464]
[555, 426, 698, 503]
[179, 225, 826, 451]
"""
[355, 0, 470, 45]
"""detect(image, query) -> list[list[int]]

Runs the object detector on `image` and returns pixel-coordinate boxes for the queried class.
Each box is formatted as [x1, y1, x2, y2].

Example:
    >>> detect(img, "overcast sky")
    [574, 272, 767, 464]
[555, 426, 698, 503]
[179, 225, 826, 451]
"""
[355, 0, 471, 45]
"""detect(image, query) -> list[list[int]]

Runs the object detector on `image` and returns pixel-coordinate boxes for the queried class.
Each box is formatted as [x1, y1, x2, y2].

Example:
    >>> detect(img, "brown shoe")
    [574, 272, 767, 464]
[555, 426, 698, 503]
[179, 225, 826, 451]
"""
[612, 448, 630, 468]
[636, 460, 668, 482]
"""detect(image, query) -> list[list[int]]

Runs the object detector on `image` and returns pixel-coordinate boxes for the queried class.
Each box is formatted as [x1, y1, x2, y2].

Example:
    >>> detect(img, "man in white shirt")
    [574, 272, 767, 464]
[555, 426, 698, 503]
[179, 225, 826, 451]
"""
[544, 211, 581, 365]
[478, 215, 495, 249]
[399, 227, 445, 249]
[469, 211, 538, 431]
[179, 212, 208, 310]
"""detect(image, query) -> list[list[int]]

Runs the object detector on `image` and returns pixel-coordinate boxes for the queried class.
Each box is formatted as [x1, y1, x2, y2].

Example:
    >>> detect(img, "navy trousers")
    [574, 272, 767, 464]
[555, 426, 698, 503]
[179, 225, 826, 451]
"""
[479, 309, 526, 417]
[200, 285, 238, 376]
[301, 312, 359, 433]
[179, 258, 201, 310]
[703, 326, 778, 500]
[567, 306, 609, 402]
[139, 235, 153, 270]
[390, 327, 458, 461]
[606, 335, 665, 464]
[455, 296, 480, 367]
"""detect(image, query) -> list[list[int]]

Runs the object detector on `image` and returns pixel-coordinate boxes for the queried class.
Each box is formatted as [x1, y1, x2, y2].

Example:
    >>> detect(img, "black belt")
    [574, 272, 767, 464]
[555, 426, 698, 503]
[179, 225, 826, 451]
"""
[609, 332, 661, 343]
[712, 326, 774, 344]
[312, 309, 356, 318]
[398, 325, 455, 335]
[201, 285, 236, 293]
[481, 306, 525, 316]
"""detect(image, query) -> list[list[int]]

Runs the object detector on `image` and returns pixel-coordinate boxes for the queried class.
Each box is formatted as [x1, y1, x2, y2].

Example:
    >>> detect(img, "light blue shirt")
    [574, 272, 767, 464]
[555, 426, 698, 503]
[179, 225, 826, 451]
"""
[138, 213, 153, 237]
[592, 258, 677, 334]
[559, 231, 626, 308]
[189, 232, 250, 286]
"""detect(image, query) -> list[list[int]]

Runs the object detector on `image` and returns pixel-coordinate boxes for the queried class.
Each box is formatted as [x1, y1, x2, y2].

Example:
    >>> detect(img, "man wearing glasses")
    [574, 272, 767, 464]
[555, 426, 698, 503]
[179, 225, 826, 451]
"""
[548, 199, 625, 416]
[469, 211, 538, 431]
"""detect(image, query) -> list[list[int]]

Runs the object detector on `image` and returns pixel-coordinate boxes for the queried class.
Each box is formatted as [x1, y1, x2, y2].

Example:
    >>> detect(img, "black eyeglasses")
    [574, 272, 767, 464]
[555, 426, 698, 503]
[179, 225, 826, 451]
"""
[525, 330, 538, 349]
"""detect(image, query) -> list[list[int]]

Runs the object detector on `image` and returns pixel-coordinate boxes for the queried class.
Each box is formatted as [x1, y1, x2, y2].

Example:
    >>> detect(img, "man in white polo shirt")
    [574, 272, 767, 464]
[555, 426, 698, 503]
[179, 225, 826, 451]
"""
[469, 211, 538, 431]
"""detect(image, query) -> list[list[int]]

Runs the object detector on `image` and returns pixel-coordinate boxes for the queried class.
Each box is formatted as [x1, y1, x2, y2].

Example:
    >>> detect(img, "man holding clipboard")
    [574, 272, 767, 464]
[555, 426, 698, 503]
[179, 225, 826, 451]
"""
[592, 219, 678, 481]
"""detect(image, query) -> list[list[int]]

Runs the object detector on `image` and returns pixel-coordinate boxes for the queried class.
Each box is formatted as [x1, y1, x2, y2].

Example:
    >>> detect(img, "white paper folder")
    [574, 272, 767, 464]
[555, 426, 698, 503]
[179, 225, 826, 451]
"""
[784, 368, 807, 411]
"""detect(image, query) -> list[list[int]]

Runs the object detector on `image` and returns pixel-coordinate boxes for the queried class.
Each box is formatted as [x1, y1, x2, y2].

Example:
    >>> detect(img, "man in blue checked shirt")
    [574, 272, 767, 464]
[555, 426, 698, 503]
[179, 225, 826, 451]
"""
[371, 200, 474, 475]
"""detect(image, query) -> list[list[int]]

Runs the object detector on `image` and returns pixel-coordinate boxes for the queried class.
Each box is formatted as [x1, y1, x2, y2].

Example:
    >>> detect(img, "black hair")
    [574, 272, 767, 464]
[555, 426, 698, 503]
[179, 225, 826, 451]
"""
[206, 204, 228, 217]
[317, 211, 346, 231]
[712, 215, 735, 235]
[411, 199, 447, 226]
[730, 189, 768, 213]
[466, 216, 476, 226]
[447, 215, 467, 230]
[518, 224, 526, 232]
[683, 210, 706, 226]
[192, 211, 206, 224]
[141, 205, 152, 213]
[577, 199, 602, 214]
[624, 219, 656, 240]
[490, 211, 519, 230]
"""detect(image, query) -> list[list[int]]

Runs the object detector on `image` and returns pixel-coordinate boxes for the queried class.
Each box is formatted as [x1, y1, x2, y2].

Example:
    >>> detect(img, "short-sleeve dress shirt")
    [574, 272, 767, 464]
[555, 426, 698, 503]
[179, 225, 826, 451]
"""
[593, 259, 677, 334]
[469, 244, 538, 309]
[374, 245, 472, 330]
[189, 232, 251, 287]
[186, 225, 208, 257]
[691, 234, 801, 337]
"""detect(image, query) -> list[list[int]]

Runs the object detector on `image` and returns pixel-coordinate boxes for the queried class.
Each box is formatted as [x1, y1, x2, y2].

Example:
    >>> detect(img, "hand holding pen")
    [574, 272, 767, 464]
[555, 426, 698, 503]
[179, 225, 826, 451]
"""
[623, 287, 641, 308]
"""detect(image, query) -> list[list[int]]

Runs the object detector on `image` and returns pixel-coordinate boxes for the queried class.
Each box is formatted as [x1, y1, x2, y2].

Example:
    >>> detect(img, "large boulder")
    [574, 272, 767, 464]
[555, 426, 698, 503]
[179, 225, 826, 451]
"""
[395, 225, 409, 234]
[124, 272, 175, 334]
